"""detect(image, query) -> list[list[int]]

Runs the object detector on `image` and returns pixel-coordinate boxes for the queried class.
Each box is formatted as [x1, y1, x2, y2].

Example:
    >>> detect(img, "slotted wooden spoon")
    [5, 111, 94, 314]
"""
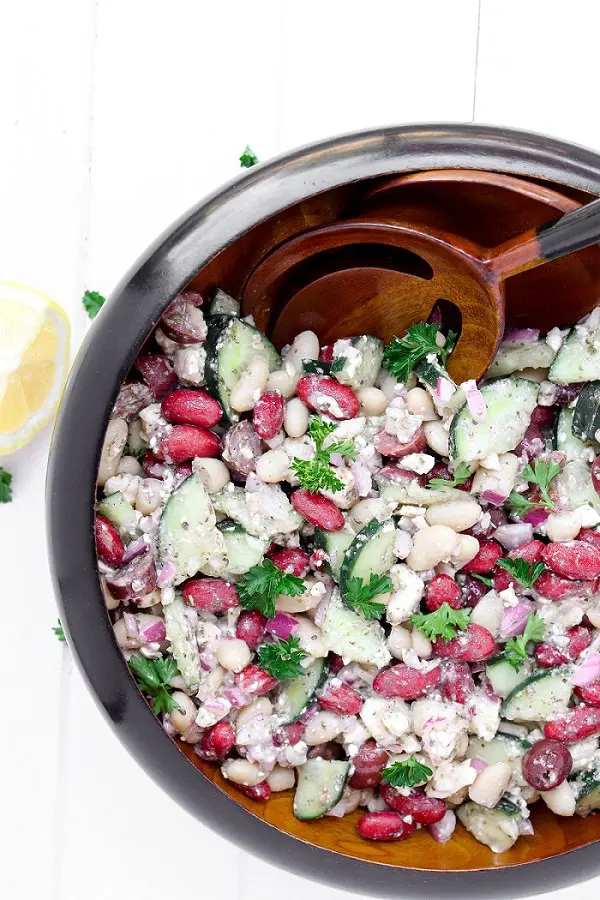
[243, 197, 600, 382]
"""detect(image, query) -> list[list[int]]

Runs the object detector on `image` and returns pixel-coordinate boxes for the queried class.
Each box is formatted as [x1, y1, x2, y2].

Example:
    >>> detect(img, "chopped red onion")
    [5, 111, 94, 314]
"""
[501, 600, 534, 639]
[122, 536, 148, 563]
[430, 810, 457, 844]
[492, 522, 533, 550]
[470, 758, 488, 772]
[157, 560, 176, 588]
[223, 686, 252, 708]
[266, 612, 299, 640]
[571, 652, 600, 686]
[464, 380, 487, 418]
[329, 452, 345, 467]
[436, 376, 455, 402]
[123, 612, 139, 640]
[502, 329, 540, 344]
[351, 460, 372, 497]
[313, 596, 330, 629]
[299, 702, 318, 724]
[524, 507, 549, 527]
[139, 617, 166, 643]
[481, 489, 507, 506]
[519, 818, 535, 836]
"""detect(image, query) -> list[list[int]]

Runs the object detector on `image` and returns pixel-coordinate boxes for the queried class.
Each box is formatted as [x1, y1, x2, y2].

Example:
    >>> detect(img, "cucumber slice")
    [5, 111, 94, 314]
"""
[163, 592, 200, 691]
[467, 732, 530, 784]
[549, 320, 600, 385]
[303, 359, 332, 376]
[322, 590, 390, 667]
[158, 473, 226, 584]
[333, 336, 384, 390]
[495, 796, 522, 817]
[554, 458, 600, 512]
[293, 758, 350, 820]
[488, 341, 556, 378]
[501, 668, 572, 723]
[339, 519, 396, 601]
[205, 316, 280, 422]
[217, 522, 268, 575]
[570, 770, 600, 815]
[208, 289, 240, 319]
[456, 801, 520, 853]
[212, 485, 302, 539]
[486, 657, 523, 699]
[553, 407, 598, 461]
[573, 381, 600, 441]
[276, 658, 328, 724]
[414, 358, 456, 391]
[313, 528, 355, 581]
[449, 377, 538, 463]
[96, 491, 139, 536]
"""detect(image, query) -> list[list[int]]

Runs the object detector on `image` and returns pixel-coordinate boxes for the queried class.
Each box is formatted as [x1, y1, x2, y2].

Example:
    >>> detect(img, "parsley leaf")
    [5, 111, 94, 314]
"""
[381, 756, 433, 788]
[508, 491, 542, 516]
[496, 558, 545, 589]
[290, 416, 357, 494]
[502, 614, 545, 671]
[471, 573, 493, 587]
[239, 145, 259, 168]
[128, 654, 181, 716]
[345, 574, 392, 620]
[383, 322, 453, 382]
[0, 467, 13, 503]
[52, 619, 66, 642]
[427, 461, 472, 490]
[411, 602, 471, 642]
[238, 559, 305, 619]
[510, 459, 561, 515]
[82, 290, 106, 319]
[258, 636, 307, 680]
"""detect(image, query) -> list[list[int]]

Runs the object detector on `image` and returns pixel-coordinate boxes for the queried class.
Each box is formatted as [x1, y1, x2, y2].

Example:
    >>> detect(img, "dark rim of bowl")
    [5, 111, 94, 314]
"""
[47, 123, 600, 898]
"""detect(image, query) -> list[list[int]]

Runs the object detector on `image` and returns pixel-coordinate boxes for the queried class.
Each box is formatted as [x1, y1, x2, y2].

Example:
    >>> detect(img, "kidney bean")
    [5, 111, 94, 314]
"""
[425, 574, 462, 612]
[329, 653, 345, 674]
[349, 739, 388, 789]
[135, 354, 177, 398]
[95, 514, 124, 565]
[544, 705, 600, 742]
[112, 382, 155, 419]
[222, 420, 262, 476]
[235, 664, 279, 696]
[554, 384, 583, 405]
[357, 811, 417, 842]
[575, 679, 600, 706]
[373, 663, 440, 700]
[307, 742, 345, 760]
[535, 569, 590, 600]
[174, 461, 193, 484]
[508, 539, 545, 563]
[253, 391, 285, 439]
[267, 547, 310, 577]
[319, 344, 334, 363]
[158, 425, 221, 463]
[535, 626, 592, 668]
[579, 528, 600, 550]
[296, 375, 359, 420]
[161, 291, 206, 343]
[531, 405, 556, 429]
[432, 624, 496, 662]
[522, 740, 572, 791]
[516, 422, 546, 460]
[195, 722, 236, 760]
[492, 568, 516, 592]
[460, 541, 502, 574]
[142, 450, 167, 478]
[462, 575, 488, 609]
[237, 782, 271, 802]
[274, 722, 304, 746]
[373, 427, 427, 458]
[291, 489, 344, 531]
[541, 541, 600, 580]
[161, 388, 222, 427]
[105, 553, 157, 601]
[182, 578, 239, 614]
[235, 610, 267, 650]
[318, 684, 363, 715]
[380, 785, 446, 824]
[439, 659, 475, 703]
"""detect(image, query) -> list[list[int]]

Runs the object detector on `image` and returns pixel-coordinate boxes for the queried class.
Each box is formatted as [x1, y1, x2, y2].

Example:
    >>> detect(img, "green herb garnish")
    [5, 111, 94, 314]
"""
[0, 467, 13, 503]
[427, 461, 472, 490]
[257, 636, 307, 680]
[410, 602, 471, 642]
[471, 573, 493, 588]
[496, 558, 546, 589]
[290, 416, 357, 494]
[383, 322, 453, 382]
[381, 756, 433, 788]
[238, 559, 305, 619]
[52, 619, 66, 642]
[502, 614, 545, 671]
[509, 458, 561, 515]
[345, 574, 392, 621]
[82, 290, 105, 319]
[239, 145, 259, 168]
[128, 654, 181, 715]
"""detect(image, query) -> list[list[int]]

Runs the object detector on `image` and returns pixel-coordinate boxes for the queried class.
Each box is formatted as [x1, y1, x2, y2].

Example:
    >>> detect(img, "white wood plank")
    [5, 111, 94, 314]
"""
[0, 1, 96, 898]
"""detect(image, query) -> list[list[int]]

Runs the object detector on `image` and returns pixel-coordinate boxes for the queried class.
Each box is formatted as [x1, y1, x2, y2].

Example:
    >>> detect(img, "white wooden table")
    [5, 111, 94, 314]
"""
[2, 2, 600, 897]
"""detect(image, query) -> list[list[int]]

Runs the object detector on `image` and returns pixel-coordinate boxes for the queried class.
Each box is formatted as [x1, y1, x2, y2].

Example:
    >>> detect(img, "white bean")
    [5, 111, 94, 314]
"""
[193, 458, 231, 493]
[263, 429, 285, 450]
[468, 762, 512, 808]
[169, 691, 198, 735]
[216, 638, 251, 673]
[276, 578, 324, 613]
[284, 330, 320, 376]
[97, 418, 128, 486]
[451, 534, 480, 566]
[541, 780, 576, 816]
[387, 625, 413, 658]
[230, 358, 269, 412]
[136, 588, 162, 609]
[135, 478, 163, 515]
[405, 525, 459, 571]
[377, 370, 400, 401]
[118, 455, 143, 476]
[267, 766, 296, 792]
[304, 711, 347, 745]
[266, 369, 295, 398]
[236, 698, 273, 732]
[256, 448, 290, 483]
[406, 387, 435, 417]
[424, 420, 449, 457]
[348, 498, 393, 530]
[587, 602, 600, 629]
[426, 499, 481, 532]
[357, 386, 388, 417]
[411, 629, 433, 659]
[284, 398, 309, 438]
[221, 758, 265, 786]
[293, 615, 329, 657]
[546, 510, 581, 543]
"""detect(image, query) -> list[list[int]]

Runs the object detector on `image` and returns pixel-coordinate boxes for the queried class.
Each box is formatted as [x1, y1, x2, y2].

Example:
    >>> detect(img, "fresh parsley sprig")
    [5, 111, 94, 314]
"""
[257, 636, 307, 680]
[509, 458, 561, 515]
[383, 322, 454, 382]
[427, 461, 472, 490]
[290, 416, 357, 494]
[411, 602, 471, 643]
[381, 756, 433, 789]
[238, 559, 305, 619]
[240, 145, 259, 168]
[0, 467, 12, 503]
[82, 290, 105, 319]
[502, 614, 545, 671]
[128, 654, 181, 716]
[471, 574, 493, 588]
[345, 574, 392, 621]
[52, 619, 66, 642]
[496, 558, 546, 589]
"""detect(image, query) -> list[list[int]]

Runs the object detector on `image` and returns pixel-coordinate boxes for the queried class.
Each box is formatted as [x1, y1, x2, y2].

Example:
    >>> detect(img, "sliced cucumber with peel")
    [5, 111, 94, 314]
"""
[97, 491, 139, 536]
[488, 340, 556, 378]
[208, 289, 240, 319]
[501, 668, 572, 723]
[549, 320, 600, 384]
[217, 522, 268, 575]
[163, 592, 200, 691]
[333, 335, 384, 390]
[573, 381, 600, 441]
[486, 657, 523, 699]
[339, 518, 396, 601]
[467, 732, 530, 784]
[322, 590, 390, 667]
[276, 658, 328, 724]
[456, 801, 521, 853]
[554, 458, 600, 513]
[293, 758, 350, 820]
[553, 407, 598, 461]
[314, 528, 355, 581]
[449, 376, 538, 463]
[569, 770, 600, 815]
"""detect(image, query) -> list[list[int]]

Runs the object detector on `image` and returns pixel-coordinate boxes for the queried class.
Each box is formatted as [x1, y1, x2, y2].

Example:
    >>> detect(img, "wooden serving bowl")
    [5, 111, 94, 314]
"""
[48, 126, 600, 898]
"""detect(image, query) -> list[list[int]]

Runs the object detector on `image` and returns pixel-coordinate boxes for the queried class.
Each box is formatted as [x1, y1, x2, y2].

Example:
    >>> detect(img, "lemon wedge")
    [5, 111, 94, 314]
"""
[0, 281, 70, 454]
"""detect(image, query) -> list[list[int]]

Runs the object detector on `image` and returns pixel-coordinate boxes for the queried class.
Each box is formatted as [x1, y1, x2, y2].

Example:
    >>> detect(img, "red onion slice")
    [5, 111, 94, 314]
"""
[266, 612, 299, 640]
[481, 489, 508, 506]
[492, 523, 533, 550]
[571, 652, 600, 686]
[502, 329, 540, 344]
[501, 600, 534, 639]
[464, 380, 487, 419]
[430, 810, 457, 844]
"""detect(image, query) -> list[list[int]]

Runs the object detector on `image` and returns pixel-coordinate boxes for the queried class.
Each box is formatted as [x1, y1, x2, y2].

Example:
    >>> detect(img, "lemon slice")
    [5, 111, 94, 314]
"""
[0, 281, 70, 454]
